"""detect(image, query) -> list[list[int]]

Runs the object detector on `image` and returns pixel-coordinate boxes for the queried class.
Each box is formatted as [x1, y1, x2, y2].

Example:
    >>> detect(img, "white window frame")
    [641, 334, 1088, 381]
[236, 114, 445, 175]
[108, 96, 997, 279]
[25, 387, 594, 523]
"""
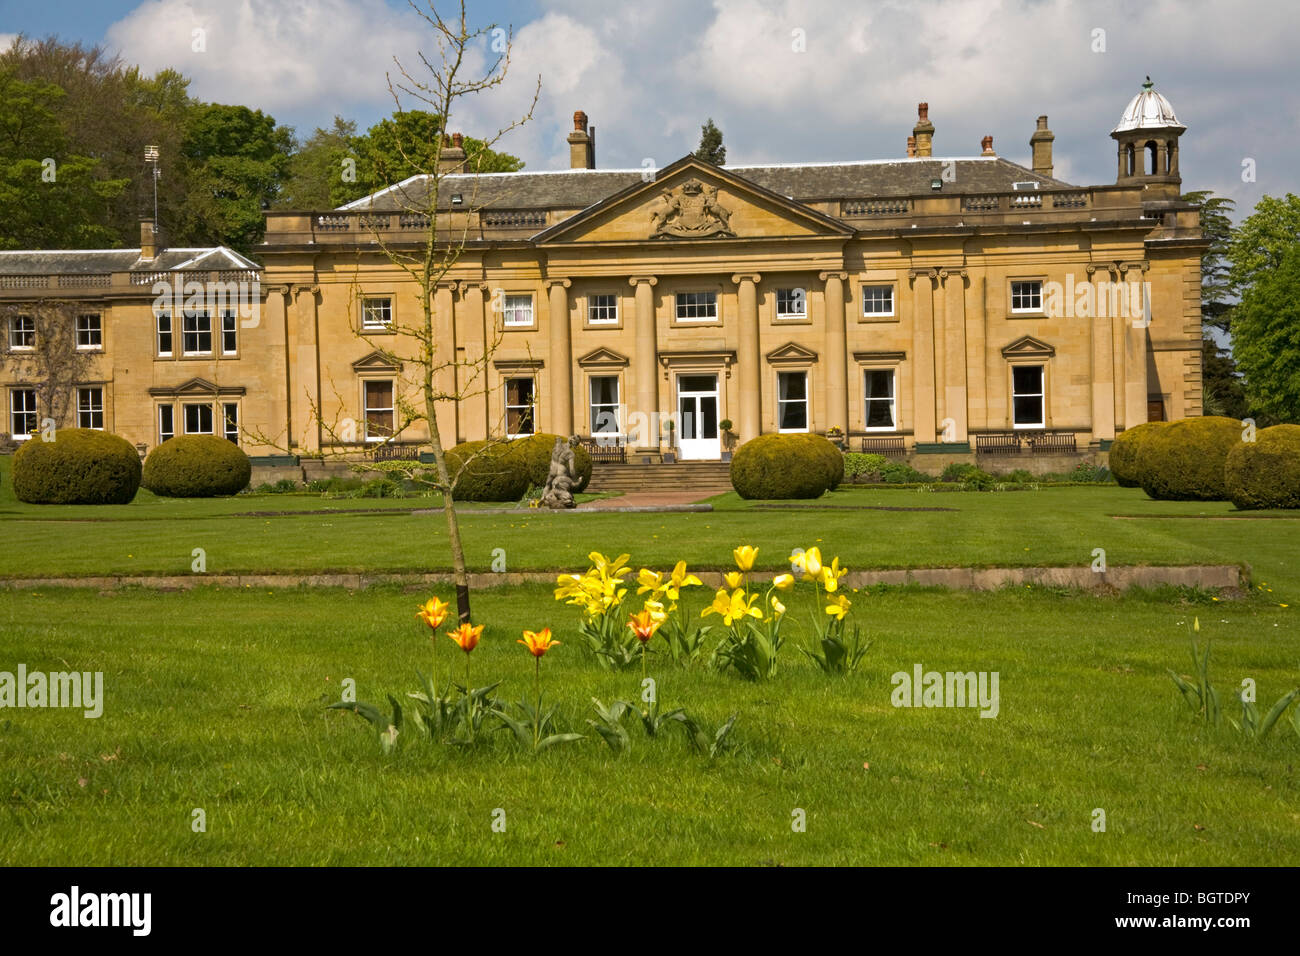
[1010, 280, 1043, 314]
[776, 287, 807, 319]
[589, 375, 621, 438]
[10, 388, 37, 439]
[1011, 364, 1046, 429]
[183, 402, 214, 435]
[363, 379, 395, 443]
[362, 297, 393, 331]
[77, 387, 104, 430]
[675, 291, 718, 322]
[505, 376, 536, 438]
[863, 368, 898, 432]
[776, 370, 810, 433]
[502, 294, 534, 328]
[156, 312, 173, 357]
[76, 313, 102, 350]
[862, 285, 894, 317]
[220, 311, 237, 355]
[9, 315, 35, 350]
[182, 311, 212, 356]
[588, 293, 618, 325]
[158, 404, 175, 443]
[222, 402, 239, 444]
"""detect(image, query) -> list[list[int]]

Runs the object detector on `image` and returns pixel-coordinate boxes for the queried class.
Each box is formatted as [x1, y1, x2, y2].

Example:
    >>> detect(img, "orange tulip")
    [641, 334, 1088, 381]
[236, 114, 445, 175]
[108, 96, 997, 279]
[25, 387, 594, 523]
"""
[627, 608, 662, 644]
[447, 622, 484, 654]
[519, 628, 561, 658]
[416, 596, 450, 630]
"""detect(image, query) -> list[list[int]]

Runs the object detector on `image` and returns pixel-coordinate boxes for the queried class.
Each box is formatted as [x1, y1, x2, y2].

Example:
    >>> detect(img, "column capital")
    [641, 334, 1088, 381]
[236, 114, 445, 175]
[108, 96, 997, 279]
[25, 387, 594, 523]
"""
[434, 280, 460, 293]
[1118, 260, 1149, 276]
[1085, 262, 1119, 277]
[543, 278, 571, 290]
[908, 268, 939, 283]
[818, 271, 848, 282]
[730, 273, 761, 285]
[938, 268, 967, 281]
[628, 276, 658, 287]
[291, 283, 320, 298]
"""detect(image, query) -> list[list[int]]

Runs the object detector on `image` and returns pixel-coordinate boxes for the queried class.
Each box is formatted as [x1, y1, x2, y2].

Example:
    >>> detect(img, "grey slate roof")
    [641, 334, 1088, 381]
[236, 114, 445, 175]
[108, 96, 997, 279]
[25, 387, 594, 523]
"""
[340, 156, 1072, 213]
[0, 247, 259, 275]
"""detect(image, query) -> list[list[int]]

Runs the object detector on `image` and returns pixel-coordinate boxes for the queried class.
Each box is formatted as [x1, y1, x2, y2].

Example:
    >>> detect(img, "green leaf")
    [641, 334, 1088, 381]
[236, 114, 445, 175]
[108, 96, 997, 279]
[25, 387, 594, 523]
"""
[536, 733, 585, 751]
[327, 700, 386, 729]
[1257, 686, 1300, 739]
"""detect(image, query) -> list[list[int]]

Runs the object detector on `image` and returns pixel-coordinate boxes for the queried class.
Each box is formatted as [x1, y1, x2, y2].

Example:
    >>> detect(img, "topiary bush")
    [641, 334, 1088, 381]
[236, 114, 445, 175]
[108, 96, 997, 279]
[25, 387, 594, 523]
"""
[142, 436, 252, 497]
[518, 433, 592, 494]
[1108, 421, 1168, 488]
[1137, 416, 1242, 501]
[12, 427, 141, 504]
[1224, 424, 1300, 510]
[730, 434, 833, 499]
[444, 439, 531, 501]
[795, 433, 843, 490]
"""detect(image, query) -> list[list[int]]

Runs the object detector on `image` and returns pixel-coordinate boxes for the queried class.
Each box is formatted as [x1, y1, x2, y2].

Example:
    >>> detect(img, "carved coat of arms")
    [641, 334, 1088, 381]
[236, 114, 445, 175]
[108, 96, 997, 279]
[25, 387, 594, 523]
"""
[648, 179, 734, 238]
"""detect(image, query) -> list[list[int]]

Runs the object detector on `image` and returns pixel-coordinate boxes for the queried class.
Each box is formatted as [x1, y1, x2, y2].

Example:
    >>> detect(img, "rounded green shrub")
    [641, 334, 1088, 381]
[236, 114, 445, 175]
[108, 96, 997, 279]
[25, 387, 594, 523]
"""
[142, 436, 252, 497]
[518, 433, 592, 494]
[730, 434, 833, 499]
[1108, 421, 1168, 488]
[1137, 416, 1241, 501]
[444, 440, 531, 501]
[12, 427, 141, 504]
[1224, 424, 1300, 510]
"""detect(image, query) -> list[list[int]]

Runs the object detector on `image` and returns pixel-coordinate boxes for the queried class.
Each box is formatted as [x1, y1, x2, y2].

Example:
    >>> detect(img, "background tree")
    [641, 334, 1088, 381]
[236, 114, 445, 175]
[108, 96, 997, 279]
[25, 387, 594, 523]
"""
[694, 118, 726, 165]
[1182, 190, 1246, 418]
[1230, 241, 1300, 424]
[278, 116, 359, 209]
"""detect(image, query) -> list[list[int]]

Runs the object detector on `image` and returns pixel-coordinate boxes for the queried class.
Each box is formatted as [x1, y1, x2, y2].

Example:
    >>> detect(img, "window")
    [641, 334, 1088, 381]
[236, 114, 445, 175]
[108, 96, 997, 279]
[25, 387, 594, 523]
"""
[158, 405, 175, 443]
[223, 403, 239, 444]
[589, 376, 620, 438]
[505, 377, 535, 437]
[864, 369, 897, 431]
[502, 294, 534, 327]
[675, 291, 717, 322]
[588, 294, 618, 325]
[776, 288, 806, 318]
[777, 371, 809, 432]
[862, 286, 894, 317]
[364, 380, 395, 441]
[10, 389, 37, 439]
[182, 311, 212, 355]
[362, 297, 392, 330]
[1012, 365, 1045, 428]
[1011, 280, 1043, 313]
[76, 314, 102, 350]
[77, 387, 104, 430]
[8, 315, 35, 350]
[184, 403, 214, 435]
[221, 312, 237, 354]
[156, 313, 173, 356]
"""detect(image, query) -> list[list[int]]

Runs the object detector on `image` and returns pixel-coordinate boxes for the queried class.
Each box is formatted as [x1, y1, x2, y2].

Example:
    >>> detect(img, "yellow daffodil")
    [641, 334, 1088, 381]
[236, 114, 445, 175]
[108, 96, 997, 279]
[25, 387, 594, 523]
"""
[821, 558, 847, 593]
[637, 567, 664, 596]
[627, 608, 662, 644]
[725, 570, 745, 590]
[416, 596, 449, 630]
[518, 628, 560, 658]
[792, 546, 823, 581]
[770, 594, 786, 618]
[447, 622, 484, 653]
[825, 593, 851, 620]
[772, 573, 794, 591]
[733, 545, 758, 571]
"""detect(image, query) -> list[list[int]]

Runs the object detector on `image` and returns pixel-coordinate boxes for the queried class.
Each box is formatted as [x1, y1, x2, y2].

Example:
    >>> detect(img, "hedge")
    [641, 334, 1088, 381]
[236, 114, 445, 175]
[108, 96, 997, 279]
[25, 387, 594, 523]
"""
[12, 428, 141, 504]
[1137, 416, 1242, 501]
[518, 433, 592, 494]
[142, 436, 252, 497]
[1108, 421, 1168, 488]
[1224, 424, 1300, 510]
[445, 440, 531, 501]
[730, 434, 833, 499]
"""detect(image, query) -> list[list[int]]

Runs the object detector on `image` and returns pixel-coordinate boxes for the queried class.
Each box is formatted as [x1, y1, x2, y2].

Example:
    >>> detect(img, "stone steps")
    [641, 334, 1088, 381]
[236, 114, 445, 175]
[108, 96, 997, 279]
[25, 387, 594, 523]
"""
[587, 462, 733, 494]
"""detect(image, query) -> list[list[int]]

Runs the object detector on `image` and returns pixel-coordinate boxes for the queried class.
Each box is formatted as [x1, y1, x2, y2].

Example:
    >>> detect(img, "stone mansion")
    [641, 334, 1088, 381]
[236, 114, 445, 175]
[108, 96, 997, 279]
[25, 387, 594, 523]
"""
[1, 81, 1204, 466]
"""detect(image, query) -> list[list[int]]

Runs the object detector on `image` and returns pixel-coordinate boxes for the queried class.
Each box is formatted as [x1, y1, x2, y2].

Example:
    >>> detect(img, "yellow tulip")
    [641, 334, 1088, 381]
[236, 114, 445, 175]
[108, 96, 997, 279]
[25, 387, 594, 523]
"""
[725, 571, 745, 590]
[636, 568, 665, 596]
[518, 628, 560, 658]
[792, 546, 823, 581]
[704, 588, 762, 627]
[825, 593, 851, 620]
[415, 596, 450, 630]
[665, 560, 702, 600]
[447, 622, 484, 653]
[772, 573, 794, 591]
[770, 595, 786, 618]
[627, 608, 662, 644]
[733, 545, 758, 571]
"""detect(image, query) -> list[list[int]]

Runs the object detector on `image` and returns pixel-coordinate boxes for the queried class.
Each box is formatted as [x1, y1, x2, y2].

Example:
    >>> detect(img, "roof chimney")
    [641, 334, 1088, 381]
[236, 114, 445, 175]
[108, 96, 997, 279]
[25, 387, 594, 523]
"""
[438, 132, 467, 175]
[140, 218, 158, 261]
[568, 110, 594, 169]
[1030, 115, 1054, 177]
[906, 135, 917, 158]
[912, 103, 934, 157]
[981, 135, 995, 157]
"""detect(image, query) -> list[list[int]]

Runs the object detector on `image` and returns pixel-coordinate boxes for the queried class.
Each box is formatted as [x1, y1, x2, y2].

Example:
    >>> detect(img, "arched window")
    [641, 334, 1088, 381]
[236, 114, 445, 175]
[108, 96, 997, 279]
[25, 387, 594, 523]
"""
[1146, 141, 1158, 176]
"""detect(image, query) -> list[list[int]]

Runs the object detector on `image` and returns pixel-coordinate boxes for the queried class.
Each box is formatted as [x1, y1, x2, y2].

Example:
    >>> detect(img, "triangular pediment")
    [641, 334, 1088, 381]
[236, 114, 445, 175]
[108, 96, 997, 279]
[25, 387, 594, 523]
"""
[577, 346, 630, 369]
[351, 349, 401, 372]
[148, 377, 246, 398]
[1001, 335, 1055, 358]
[534, 157, 853, 245]
[765, 341, 819, 365]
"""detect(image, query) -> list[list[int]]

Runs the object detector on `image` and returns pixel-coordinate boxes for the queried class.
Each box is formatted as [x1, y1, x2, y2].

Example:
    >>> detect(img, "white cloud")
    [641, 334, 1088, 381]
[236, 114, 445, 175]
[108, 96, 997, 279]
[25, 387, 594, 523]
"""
[0, 33, 18, 53]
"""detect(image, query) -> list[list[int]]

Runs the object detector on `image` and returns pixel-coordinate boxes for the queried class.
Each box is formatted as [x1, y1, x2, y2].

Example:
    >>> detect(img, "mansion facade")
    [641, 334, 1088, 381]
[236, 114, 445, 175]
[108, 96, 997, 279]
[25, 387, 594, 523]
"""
[1, 82, 1204, 465]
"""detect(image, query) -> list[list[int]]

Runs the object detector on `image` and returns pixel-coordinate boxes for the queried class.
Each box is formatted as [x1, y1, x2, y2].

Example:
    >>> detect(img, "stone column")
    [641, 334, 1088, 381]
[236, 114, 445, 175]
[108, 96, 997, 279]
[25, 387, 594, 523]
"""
[434, 281, 459, 445]
[291, 284, 322, 453]
[820, 271, 849, 436]
[909, 269, 937, 444]
[1122, 263, 1150, 427]
[941, 269, 968, 442]
[1088, 264, 1116, 441]
[546, 278, 573, 435]
[965, 274, 987, 435]
[629, 276, 659, 452]
[732, 273, 762, 442]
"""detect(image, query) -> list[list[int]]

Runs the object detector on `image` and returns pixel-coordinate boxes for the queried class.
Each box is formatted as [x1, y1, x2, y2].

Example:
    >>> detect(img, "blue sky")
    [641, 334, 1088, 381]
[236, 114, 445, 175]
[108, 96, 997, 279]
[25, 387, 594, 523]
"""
[3, 0, 1298, 218]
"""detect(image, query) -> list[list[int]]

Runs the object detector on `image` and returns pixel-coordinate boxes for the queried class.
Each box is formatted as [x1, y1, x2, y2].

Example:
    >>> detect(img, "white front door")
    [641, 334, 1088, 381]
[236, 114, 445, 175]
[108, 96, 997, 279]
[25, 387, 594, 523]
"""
[676, 374, 720, 460]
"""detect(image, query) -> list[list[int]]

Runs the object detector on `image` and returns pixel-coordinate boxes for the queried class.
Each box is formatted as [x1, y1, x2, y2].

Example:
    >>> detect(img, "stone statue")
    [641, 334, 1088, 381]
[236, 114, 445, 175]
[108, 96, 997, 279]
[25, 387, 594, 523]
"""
[540, 435, 580, 509]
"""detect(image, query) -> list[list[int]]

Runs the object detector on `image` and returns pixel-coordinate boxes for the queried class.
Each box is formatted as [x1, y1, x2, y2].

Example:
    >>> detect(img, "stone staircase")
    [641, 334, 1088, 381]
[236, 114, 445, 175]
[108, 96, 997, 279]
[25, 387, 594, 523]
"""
[586, 461, 734, 497]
